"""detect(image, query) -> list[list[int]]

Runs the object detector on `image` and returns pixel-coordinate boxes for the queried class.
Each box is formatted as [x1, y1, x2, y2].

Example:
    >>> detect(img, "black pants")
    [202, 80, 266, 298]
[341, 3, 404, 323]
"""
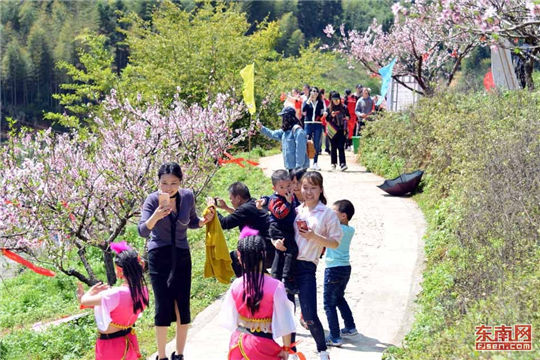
[330, 130, 346, 166]
[271, 232, 298, 281]
[148, 246, 191, 326]
[269, 225, 298, 281]
[325, 134, 330, 152]
[357, 120, 365, 135]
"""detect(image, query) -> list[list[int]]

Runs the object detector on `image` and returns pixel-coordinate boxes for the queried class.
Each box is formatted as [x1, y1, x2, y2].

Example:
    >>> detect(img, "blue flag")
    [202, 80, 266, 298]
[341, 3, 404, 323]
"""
[377, 58, 396, 106]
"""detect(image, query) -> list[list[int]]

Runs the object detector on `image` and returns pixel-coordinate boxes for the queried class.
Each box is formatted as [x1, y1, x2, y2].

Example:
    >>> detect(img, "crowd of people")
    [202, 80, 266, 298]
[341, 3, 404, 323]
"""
[262, 84, 383, 173]
[77, 159, 358, 360]
[76, 85, 378, 360]
[213, 169, 358, 360]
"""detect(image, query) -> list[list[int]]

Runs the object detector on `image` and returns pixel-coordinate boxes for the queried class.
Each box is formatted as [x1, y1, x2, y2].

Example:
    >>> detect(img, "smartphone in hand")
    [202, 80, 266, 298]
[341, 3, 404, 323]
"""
[296, 220, 308, 231]
[158, 192, 170, 208]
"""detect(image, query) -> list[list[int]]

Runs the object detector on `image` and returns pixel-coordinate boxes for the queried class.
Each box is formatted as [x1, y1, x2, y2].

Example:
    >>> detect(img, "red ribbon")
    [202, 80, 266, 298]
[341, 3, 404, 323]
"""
[1, 248, 56, 277]
[283, 341, 306, 360]
[218, 158, 245, 167]
[218, 152, 259, 168]
[244, 159, 259, 166]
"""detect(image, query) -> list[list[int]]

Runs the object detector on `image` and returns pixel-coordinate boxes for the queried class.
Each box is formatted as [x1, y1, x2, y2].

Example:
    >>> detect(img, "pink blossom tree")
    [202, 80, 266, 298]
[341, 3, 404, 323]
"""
[328, 0, 540, 94]
[436, 0, 540, 90]
[326, 1, 482, 96]
[0, 90, 246, 285]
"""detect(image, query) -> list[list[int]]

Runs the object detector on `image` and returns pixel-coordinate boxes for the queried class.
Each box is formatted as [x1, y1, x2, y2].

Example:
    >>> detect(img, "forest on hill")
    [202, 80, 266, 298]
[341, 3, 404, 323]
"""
[0, 0, 394, 131]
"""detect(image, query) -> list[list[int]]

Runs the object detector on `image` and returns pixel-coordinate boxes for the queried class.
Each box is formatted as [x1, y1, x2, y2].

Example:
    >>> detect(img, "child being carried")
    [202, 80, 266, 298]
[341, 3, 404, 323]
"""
[257, 169, 299, 293]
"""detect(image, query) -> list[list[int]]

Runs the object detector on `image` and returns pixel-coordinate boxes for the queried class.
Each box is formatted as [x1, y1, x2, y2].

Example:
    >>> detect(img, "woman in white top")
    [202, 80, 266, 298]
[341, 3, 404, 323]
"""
[302, 87, 326, 171]
[292, 171, 343, 360]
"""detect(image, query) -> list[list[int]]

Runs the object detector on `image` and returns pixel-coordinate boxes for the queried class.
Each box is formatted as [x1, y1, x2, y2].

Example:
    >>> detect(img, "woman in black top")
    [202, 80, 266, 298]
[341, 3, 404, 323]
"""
[325, 92, 350, 171]
[138, 162, 214, 360]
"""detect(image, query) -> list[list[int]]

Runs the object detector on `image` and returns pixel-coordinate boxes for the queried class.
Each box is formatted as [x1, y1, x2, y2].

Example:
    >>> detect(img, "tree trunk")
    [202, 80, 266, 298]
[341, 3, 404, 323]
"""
[524, 56, 535, 91]
[103, 247, 117, 286]
[60, 267, 98, 286]
[78, 248, 97, 283]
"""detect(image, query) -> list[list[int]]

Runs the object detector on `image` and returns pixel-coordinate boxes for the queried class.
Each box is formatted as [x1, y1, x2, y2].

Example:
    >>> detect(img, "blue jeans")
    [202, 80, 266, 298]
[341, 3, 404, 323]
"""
[324, 266, 356, 338]
[304, 123, 323, 164]
[296, 260, 327, 352]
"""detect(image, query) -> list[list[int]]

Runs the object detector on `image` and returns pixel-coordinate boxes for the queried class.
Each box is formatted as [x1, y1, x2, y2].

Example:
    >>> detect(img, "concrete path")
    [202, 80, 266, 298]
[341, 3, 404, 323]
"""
[151, 151, 426, 360]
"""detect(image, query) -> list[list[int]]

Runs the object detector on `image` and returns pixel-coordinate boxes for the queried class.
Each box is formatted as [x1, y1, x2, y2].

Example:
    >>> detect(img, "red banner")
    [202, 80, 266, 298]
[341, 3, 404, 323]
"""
[218, 152, 259, 168]
[1, 248, 56, 277]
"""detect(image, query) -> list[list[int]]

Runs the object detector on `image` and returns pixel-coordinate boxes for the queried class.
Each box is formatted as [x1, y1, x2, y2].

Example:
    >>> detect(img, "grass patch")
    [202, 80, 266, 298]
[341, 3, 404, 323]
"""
[358, 90, 540, 359]
[0, 148, 274, 359]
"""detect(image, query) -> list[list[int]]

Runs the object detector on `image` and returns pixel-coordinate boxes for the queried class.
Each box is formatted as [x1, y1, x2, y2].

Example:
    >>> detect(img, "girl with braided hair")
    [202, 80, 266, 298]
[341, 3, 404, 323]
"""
[77, 242, 149, 360]
[219, 228, 297, 360]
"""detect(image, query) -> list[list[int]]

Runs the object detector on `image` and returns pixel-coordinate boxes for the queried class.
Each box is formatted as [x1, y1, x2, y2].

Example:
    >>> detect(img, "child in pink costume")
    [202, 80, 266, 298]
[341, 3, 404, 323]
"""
[220, 228, 296, 360]
[78, 242, 149, 360]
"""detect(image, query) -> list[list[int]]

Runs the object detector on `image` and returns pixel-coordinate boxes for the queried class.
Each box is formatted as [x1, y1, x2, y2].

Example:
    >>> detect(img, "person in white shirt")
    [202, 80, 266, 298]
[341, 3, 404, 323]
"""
[289, 171, 342, 360]
[301, 87, 326, 171]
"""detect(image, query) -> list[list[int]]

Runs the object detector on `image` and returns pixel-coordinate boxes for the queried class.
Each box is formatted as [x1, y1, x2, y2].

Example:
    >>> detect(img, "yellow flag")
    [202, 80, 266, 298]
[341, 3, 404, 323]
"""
[240, 63, 256, 115]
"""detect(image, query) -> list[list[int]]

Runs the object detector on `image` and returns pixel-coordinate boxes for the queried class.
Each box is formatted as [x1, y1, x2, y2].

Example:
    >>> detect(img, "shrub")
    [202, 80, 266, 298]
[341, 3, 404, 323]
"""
[359, 90, 540, 359]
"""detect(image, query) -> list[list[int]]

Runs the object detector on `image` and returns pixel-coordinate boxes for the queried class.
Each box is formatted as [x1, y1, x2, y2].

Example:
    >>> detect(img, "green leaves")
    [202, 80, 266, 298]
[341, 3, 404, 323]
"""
[44, 34, 118, 128]
[362, 90, 540, 359]
[120, 1, 279, 107]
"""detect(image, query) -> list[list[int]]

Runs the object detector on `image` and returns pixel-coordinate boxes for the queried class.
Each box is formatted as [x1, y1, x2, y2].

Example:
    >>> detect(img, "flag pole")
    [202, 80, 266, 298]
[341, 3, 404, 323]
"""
[248, 113, 252, 158]
[240, 63, 255, 160]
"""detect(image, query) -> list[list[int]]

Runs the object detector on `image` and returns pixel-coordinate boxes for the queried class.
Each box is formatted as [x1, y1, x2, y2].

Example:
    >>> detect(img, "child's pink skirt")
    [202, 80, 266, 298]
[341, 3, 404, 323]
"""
[228, 330, 282, 360]
[95, 331, 141, 360]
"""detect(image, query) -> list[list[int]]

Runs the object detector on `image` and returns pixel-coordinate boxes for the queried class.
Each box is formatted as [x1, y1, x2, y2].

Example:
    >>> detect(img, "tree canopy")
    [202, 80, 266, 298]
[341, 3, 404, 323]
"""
[1, 0, 395, 129]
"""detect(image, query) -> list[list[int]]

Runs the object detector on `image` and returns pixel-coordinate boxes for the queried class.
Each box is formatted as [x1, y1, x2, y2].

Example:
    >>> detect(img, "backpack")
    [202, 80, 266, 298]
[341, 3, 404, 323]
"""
[293, 125, 315, 159]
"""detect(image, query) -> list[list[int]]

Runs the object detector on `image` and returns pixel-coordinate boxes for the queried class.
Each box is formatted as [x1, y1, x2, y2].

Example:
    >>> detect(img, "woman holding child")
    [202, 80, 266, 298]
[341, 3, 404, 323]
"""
[292, 171, 343, 360]
[138, 162, 214, 360]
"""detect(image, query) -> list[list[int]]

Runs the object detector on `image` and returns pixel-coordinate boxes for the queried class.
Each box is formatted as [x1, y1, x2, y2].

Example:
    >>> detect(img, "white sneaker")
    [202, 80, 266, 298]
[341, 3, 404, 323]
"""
[311, 163, 321, 171]
[319, 350, 331, 360]
[331, 164, 336, 170]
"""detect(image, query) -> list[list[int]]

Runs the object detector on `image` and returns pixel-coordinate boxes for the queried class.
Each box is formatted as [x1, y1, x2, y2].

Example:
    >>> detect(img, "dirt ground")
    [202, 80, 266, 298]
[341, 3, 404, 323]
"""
[151, 151, 426, 360]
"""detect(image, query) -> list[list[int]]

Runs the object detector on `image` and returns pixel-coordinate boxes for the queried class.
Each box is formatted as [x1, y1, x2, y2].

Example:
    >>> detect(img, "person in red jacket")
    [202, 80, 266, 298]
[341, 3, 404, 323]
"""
[344, 89, 357, 148]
